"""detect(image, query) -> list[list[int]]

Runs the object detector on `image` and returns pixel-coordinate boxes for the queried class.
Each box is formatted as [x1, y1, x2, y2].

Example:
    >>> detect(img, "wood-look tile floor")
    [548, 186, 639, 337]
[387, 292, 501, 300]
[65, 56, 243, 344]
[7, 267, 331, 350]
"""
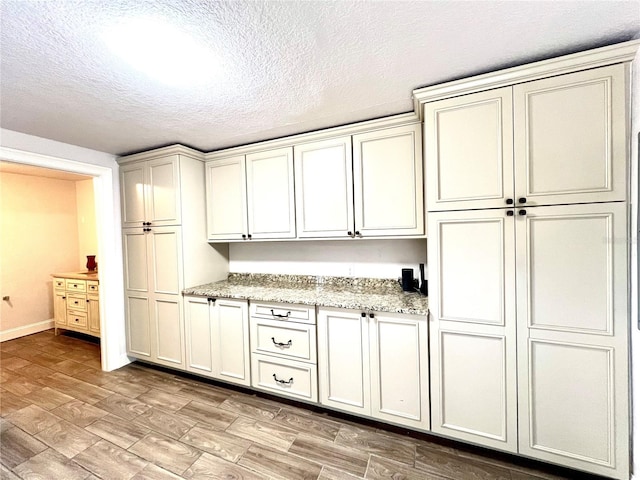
[0, 331, 604, 480]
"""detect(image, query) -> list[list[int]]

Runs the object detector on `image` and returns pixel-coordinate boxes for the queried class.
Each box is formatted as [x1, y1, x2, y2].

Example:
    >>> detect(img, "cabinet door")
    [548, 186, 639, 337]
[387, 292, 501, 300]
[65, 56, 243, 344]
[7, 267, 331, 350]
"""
[513, 64, 627, 206]
[353, 124, 424, 236]
[246, 148, 296, 239]
[370, 312, 429, 430]
[294, 137, 354, 238]
[125, 294, 151, 359]
[123, 228, 149, 294]
[424, 88, 514, 211]
[53, 290, 67, 327]
[120, 162, 146, 228]
[184, 296, 214, 376]
[145, 155, 181, 226]
[428, 209, 517, 453]
[152, 295, 184, 368]
[87, 295, 100, 336]
[516, 203, 629, 479]
[206, 156, 248, 241]
[318, 307, 370, 415]
[148, 226, 183, 296]
[212, 299, 250, 386]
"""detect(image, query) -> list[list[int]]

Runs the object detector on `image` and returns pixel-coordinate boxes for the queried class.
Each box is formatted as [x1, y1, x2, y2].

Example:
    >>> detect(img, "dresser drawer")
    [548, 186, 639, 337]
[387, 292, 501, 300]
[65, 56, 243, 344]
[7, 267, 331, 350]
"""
[53, 278, 66, 290]
[67, 294, 87, 312]
[251, 301, 316, 324]
[65, 279, 86, 292]
[250, 317, 316, 363]
[87, 281, 99, 293]
[251, 354, 317, 402]
[67, 311, 88, 328]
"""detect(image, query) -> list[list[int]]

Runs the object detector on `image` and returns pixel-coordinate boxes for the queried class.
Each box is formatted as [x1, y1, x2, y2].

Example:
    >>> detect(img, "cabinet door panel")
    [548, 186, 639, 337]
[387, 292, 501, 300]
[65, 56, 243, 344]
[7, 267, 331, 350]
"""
[206, 156, 248, 241]
[123, 229, 149, 293]
[126, 295, 151, 358]
[353, 124, 424, 236]
[150, 227, 182, 296]
[246, 148, 296, 239]
[120, 163, 146, 227]
[424, 88, 514, 211]
[53, 290, 67, 327]
[184, 296, 214, 375]
[146, 156, 181, 226]
[294, 137, 354, 238]
[514, 64, 626, 204]
[153, 296, 183, 367]
[213, 299, 250, 386]
[318, 308, 370, 415]
[87, 296, 100, 335]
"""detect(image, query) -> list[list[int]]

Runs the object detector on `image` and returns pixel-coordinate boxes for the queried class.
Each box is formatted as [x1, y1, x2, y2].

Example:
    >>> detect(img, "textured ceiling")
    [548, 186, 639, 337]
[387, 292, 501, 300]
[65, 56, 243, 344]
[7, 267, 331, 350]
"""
[1, 1, 639, 156]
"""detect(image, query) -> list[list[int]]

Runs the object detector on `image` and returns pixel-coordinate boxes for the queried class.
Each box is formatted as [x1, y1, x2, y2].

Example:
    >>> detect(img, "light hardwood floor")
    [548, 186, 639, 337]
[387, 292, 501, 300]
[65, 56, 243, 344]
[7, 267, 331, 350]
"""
[1, 331, 603, 479]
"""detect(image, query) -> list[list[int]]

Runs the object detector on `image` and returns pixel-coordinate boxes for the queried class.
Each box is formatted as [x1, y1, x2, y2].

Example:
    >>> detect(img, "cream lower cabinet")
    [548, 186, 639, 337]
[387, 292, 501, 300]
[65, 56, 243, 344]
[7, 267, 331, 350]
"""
[123, 226, 185, 369]
[318, 307, 429, 430]
[184, 296, 250, 386]
[52, 277, 100, 338]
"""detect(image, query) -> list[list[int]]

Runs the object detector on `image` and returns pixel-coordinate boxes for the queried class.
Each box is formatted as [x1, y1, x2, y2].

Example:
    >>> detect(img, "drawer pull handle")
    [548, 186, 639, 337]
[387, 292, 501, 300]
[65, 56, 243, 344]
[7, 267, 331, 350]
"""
[272, 374, 293, 386]
[271, 337, 292, 348]
[270, 309, 291, 319]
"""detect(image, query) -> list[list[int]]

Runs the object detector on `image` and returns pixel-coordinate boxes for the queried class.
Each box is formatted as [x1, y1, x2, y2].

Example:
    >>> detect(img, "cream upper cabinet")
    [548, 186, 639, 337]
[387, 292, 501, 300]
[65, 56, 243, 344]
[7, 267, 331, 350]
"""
[206, 156, 248, 241]
[120, 155, 181, 227]
[516, 203, 629, 480]
[246, 147, 296, 239]
[425, 64, 626, 212]
[294, 136, 354, 238]
[206, 148, 295, 241]
[353, 124, 424, 236]
[428, 209, 518, 453]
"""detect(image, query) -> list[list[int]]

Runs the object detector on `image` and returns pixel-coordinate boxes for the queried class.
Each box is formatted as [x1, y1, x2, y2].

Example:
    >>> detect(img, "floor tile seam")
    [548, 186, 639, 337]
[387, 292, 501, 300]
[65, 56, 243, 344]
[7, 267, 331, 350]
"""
[127, 431, 205, 477]
[179, 424, 254, 454]
[332, 427, 419, 464]
[9, 446, 95, 479]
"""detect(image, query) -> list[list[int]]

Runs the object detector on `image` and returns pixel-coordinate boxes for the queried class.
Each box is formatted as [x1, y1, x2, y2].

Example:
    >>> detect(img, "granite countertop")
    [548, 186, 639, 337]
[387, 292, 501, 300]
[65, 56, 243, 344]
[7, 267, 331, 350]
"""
[183, 273, 428, 316]
[52, 271, 99, 281]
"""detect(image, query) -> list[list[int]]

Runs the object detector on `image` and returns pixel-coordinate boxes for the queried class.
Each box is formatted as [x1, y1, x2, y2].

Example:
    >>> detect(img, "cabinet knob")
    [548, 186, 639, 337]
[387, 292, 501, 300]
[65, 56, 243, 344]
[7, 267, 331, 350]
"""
[347, 231, 353, 237]
[355, 231, 361, 237]
[506, 210, 514, 217]
[518, 197, 527, 204]
[506, 198, 514, 205]
[369, 313, 374, 318]
[207, 298, 216, 304]
[242, 234, 247, 239]
[361, 312, 366, 317]
[519, 209, 527, 216]
[247, 234, 252, 239]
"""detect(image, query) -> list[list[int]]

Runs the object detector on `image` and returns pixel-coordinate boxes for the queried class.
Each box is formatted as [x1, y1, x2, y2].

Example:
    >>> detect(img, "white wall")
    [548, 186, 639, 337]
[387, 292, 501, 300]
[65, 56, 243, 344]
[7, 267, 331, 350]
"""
[0, 129, 127, 371]
[631, 47, 639, 480]
[229, 239, 427, 279]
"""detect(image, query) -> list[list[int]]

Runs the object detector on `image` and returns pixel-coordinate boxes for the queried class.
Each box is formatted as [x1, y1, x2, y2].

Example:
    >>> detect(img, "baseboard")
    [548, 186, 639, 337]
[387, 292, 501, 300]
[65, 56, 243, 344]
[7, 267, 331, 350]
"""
[0, 319, 55, 342]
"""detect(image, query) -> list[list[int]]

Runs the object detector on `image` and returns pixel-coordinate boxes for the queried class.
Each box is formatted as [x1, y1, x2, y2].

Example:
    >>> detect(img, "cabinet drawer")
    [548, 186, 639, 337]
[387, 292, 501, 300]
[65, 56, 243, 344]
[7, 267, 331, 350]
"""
[65, 279, 86, 292]
[250, 317, 316, 363]
[67, 311, 88, 328]
[53, 278, 66, 290]
[251, 354, 318, 402]
[251, 302, 316, 324]
[87, 281, 99, 293]
[67, 294, 87, 312]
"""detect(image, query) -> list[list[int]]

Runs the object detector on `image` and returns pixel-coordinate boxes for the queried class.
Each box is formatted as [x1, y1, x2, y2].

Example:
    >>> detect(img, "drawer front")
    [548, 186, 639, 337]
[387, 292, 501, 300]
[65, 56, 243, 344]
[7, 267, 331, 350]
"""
[67, 294, 87, 312]
[67, 311, 88, 328]
[251, 354, 318, 402]
[251, 302, 316, 324]
[54, 278, 66, 290]
[87, 281, 99, 293]
[250, 317, 316, 363]
[65, 279, 86, 292]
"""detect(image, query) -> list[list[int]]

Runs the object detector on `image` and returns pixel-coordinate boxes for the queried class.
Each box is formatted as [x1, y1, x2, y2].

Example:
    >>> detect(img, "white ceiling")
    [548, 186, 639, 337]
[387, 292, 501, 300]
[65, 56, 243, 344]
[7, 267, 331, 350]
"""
[1, 1, 638, 156]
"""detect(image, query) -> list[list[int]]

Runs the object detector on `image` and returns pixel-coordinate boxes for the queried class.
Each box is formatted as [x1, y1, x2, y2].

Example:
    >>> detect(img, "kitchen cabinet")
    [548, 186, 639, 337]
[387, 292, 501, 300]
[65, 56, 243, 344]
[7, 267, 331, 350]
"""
[52, 275, 100, 338]
[294, 124, 424, 239]
[119, 146, 229, 370]
[424, 64, 626, 211]
[184, 296, 250, 386]
[317, 307, 429, 430]
[206, 147, 296, 241]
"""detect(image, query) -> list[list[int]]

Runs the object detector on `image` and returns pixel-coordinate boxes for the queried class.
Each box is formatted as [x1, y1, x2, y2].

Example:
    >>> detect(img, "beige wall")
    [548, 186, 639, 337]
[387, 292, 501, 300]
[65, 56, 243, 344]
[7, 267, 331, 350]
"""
[0, 172, 80, 334]
[76, 179, 98, 269]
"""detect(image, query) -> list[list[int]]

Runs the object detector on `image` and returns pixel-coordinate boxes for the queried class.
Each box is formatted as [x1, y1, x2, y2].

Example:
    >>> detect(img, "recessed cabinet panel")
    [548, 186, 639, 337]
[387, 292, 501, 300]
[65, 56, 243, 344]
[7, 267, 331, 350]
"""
[527, 340, 613, 466]
[147, 156, 181, 225]
[353, 124, 424, 236]
[424, 88, 514, 211]
[123, 229, 148, 292]
[154, 298, 183, 366]
[514, 64, 626, 204]
[121, 164, 146, 227]
[294, 137, 354, 238]
[126, 295, 151, 358]
[246, 148, 296, 239]
[184, 296, 214, 374]
[206, 157, 247, 240]
[214, 299, 250, 384]
[251, 318, 316, 362]
[436, 213, 512, 325]
[87, 296, 100, 335]
[150, 227, 182, 295]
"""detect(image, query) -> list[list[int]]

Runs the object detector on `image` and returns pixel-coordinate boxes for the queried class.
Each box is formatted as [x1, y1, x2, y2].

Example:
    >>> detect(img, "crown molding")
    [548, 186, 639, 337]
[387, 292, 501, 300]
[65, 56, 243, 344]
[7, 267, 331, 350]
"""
[412, 39, 640, 117]
[205, 112, 419, 161]
[117, 144, 205, 165]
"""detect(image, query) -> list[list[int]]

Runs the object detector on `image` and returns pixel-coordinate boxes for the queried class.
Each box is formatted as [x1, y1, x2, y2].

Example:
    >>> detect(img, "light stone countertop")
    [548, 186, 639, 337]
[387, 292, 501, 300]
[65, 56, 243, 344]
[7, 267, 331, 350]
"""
[183, 273, 428, 316]
[51, 271, 99, 281]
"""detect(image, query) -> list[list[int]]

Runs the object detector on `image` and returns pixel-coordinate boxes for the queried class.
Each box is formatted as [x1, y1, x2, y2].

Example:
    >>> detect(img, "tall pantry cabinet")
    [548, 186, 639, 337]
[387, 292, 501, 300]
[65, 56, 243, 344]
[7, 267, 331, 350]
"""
[417, 44, 635, 480]
[118, 146, 229, 368]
